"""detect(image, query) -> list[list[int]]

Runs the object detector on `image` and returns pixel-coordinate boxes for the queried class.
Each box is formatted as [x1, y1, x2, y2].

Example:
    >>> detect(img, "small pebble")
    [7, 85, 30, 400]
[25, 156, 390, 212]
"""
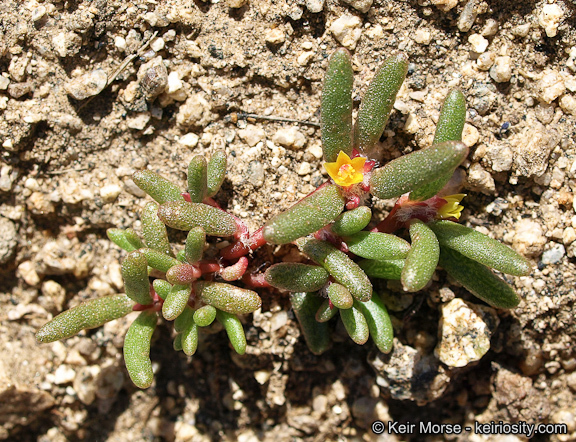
[482, 19, 499, 37]
[114, 36, 126, 51]
[54, 365, 76, 385]
[538, 70, 565, 104]
[297, 51, 314, 66]
[414, 29, 431, 45]
[430, 0, 459, 12]
[512, 23, 530, 38]
[462, 123, 479, 146]
[238, 124, 266, 147]
[467, 162, 496, 195]
[489, 56, 512, 83]
[512, 219, 547, 258]
[265, 28, 285, 45]
[99, 184, 122, 203]
[458, 0, 477, 32]
[538, 3, 564, 38]
[65, 69, 108, 100]
[228, 0, 248, 8]
[150, 37, 165, 52]
[17, 260, 41, 286]
[178, 133, 199, 148]
[342, 0, 373, 13]
[126, 112, 150, 130]
[297, 162, 311, 175]
[272, 127, 306, 149]
[468, 34, 488, 53]
[166, 71, 183, 94]
[305, 0, 324, 13]
[31, 5, 47, 22]
[541, 242, 565, 265]
[0, 216, 17, 264]
[8, 82, 32, 98]
[0, 75, 9, 90]
[560, 95, 576, 115]
[138, 58, 168, 99]
[476, 51, 495, 70]
[330, 15, 362, 51]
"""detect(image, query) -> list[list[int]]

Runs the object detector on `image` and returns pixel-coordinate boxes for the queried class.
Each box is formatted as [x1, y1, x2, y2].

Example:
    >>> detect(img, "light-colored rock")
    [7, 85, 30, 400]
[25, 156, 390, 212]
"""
[265, 28, 285, 45]
[178, 133, 199, 148]
[52, 31, 82, 57]
[150, 37, 165, 52]
[73, 366, 101, 405]
[305, 0, 324, 13]
[272, 127, 306, 149]
[114, 36, 126, 51]
[342, 0, 373, 13]
[238, 124, 266, 147]
[297, 51, 314, 66]
[65, 69, 108, 100]
[0, 217, 17, 264]
[469, 34, 488, 53]
[462, 123, 479, 147]
[538, 70, 565, 104]
[414, 29, 432, 45]
[435, 299, 499, 368]
[176, 93, 213, 127]
[99, 184, 122, 203]
[54, 365, 76, 385]
[561, 94, 576, 115]
[563, 227, 576, 245]
[538, 3, 564, 38]
[542, 242, 565, 264]
[458, 0, 478, 32]
[8, 56, 28, 82]
[126, 112, 150, 130]
[0, 75, 9, 90]
[330, 15, 362, 51]
[511, 122, 559, 177]
[487, 144, 513, 172]
[482, 18, 499, 37]
[138, 57, 168, 99]
[466, 162, 495, 195]
[476, 51, 495, 70]
[490, 56, 512, 83]
[17, 261, 41, 286]
[431, 0, 459, 12]
[512, 219, 546, 258]
[297, 161, 311, 175]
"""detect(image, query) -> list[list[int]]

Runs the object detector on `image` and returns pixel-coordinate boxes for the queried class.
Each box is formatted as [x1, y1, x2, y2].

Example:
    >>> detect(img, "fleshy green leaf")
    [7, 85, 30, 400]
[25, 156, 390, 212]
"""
[173, 333, 183, 351]
[187, 155, 208, 203]
[124, 310, 157, 389]
[315, 299, 339, 323]
[401, 220, 440, 292]
[166, 263, 200, 285]
[354, 294, 394, 353]
[439, 247, 520, 309]
[326, 283, 353, 310]
[264, 263, 329, 292]
[263, 184, 345, 245]
[36, 294, 134, 343]
[162, 284, 191, 321]
[356, 54, 409, 152]
[216, 310, 246, 355]
[193, 304, 217, 327]
[152, 279, 172, 300]
[174, 305, 195, 333]
[331, 206, 372, 236]
[206, 150, 227, 198]
[340, 303, 369, 345]
[296, 237, 372, 302]
[291, 292, 330, 354]
[138, 248, 181, 273]
[358, 259, 404, 280]
[158, 201, 237, 237]
[185, 227, 206, 264]
[429, 220, 531, 276]
[122, 251, 153, 305]
[142, 202, 173, 256]
[195, 281, 261, 314]
[321, 48, 354, 162]
[107, 228, 144, 252]
[174, 306, 199, 355]
[369, 141, 469, 200]
[132, 170, 184, 204]
[410, 89, 467, 201]
[345, 231, 410, 260]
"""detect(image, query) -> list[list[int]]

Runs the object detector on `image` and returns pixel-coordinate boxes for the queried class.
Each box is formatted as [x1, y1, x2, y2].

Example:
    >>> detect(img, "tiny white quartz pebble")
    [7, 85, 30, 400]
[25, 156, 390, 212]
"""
[330, 15, 362, 51]
[150, 37, 165, 52]
[489, 56, 512, 83]
[538, 3, 564, 38]
[414, 29, 431, 45]
[99, 184, 122, 203]
[468, 34, 488, 53]
[178, 133, 199, 147]
[114, 36, 127, 51]
[265, 28, 285, 45]
[538, 70, 566, 104]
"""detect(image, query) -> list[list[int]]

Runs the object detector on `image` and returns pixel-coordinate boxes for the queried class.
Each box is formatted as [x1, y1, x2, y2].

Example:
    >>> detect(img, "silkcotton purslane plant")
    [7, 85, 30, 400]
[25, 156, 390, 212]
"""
[36, 48, 531, 388]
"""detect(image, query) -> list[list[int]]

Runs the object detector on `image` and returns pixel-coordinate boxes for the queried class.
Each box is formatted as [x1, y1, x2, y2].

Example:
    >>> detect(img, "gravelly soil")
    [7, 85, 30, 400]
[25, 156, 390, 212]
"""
[1, 0, 576, 441]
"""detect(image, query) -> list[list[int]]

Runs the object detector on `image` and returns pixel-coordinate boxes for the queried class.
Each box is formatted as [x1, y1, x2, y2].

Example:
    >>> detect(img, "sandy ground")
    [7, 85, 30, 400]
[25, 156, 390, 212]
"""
[1, 0, 576, 441]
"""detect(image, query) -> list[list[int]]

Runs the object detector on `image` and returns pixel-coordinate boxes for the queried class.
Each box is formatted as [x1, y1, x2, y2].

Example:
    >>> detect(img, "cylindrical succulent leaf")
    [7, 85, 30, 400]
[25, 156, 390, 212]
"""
[193, 304, 217, 327]
[264, 263, 330, 292]
[315, 298, 339, 323]
[358, 259, 404, 280]
[36, 294, 135, 343]
[262, 184, 345, 245]
[181, 317, 199, 356]
[340, 303, 369, 345]
[162, 284, 191, 321]
[195, 281, 261, 314]
[429, 220, 531, 276]
[216, 310, 246, 355]
[321, 48, 354, 162]
[291, 292, 330, 354]
[356, 54, 409, 152]
[326, 283, 353, 310]
[410, 89, 467, 201]
[141, 202, 173, 256]
[173, 333, 183, 351]
[206, 150, 227, 198]
[185, 227, 206, 264]
[187, 155, 208, 203]
[158, 201, 237, 237]
[124, 309, 157, 389]
[354, 295, 394, 353]
[152, 279, 172, 300]
[331, 206, 372, 236]
[439, 247, 520, 309]
[174, 305, 195, 333]
[166, 263, 201, 285]
[176, 249, 187, 262]
[122, 251, 153, 305]
[401, 220, 440, 292]
[107, 228, 144, 252]
[138, 248, 181, 273]
[345, 231, 411, 260]
[296, 237, 372, 302]
[132, 170, 184, 204]
[369, 141, 469, 200]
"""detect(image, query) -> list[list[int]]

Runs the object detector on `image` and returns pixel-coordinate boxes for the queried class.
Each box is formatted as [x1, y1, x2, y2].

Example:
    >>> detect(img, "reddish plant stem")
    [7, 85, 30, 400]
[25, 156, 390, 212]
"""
[198, 259, 222, 274]
[220, 227, 266, 259]
[242, 272, 270, 288]
[221, 256, 249, 281]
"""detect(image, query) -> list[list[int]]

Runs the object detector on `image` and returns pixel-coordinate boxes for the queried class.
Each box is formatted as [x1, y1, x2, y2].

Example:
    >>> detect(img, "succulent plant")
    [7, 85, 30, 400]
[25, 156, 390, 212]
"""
[36, 48, 531, 388]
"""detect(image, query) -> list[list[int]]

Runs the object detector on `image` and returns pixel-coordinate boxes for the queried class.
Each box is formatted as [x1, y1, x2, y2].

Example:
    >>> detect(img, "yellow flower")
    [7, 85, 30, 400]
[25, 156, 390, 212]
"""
[437, 194, 466, 220]
[324, 151, 366, 187]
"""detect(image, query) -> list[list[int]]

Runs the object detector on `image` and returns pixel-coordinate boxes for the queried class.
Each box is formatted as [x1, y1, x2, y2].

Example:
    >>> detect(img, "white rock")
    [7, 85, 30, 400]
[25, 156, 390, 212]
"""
[265, 28, 285, 45]
[99, 184, 122, 203]
[176, 93, 213, 127]
[563, 227, 576, 245]
[538, 3, 564, 38]
[489, 56, 512, 83]
[435, 299, 498, 368]
[468, 34, 488, 53]
[297, 51, 314, 66]
[542, 242, 565, 264]
[31, 5, 47, 22]
[150, 37, 165, 52]
[462, 123, 479, 146]
[0, 75, 9, 90]
[52, 31, 82, 57]
[54, 365, 76, 385]
[178, 133, 199, 147]
[467, 162, 495, 195]
[512, 219, 546, 258]
[560, 94, 576, 115]
[414, 29, 431, 45]
[309, 142, 323, 159]
[342, 0, 373, 13]
[330, 15, 362, 51]
[305, 0, 324, 13]
[65, 69, 108, 100]
[511, 122, 559, 177]
[17, 261, 41, 286]
[297, 162, 311, 175]
[114, 36, 126, 51]
[538, 70, 565, 104]
[126, 112, 151, 130]
[431, 0, 459, 12]
[166, 71, 183, 94]
[272, 127, 306, 149]
[476, 51, 495, 70]
[238, 124, 266, 147]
